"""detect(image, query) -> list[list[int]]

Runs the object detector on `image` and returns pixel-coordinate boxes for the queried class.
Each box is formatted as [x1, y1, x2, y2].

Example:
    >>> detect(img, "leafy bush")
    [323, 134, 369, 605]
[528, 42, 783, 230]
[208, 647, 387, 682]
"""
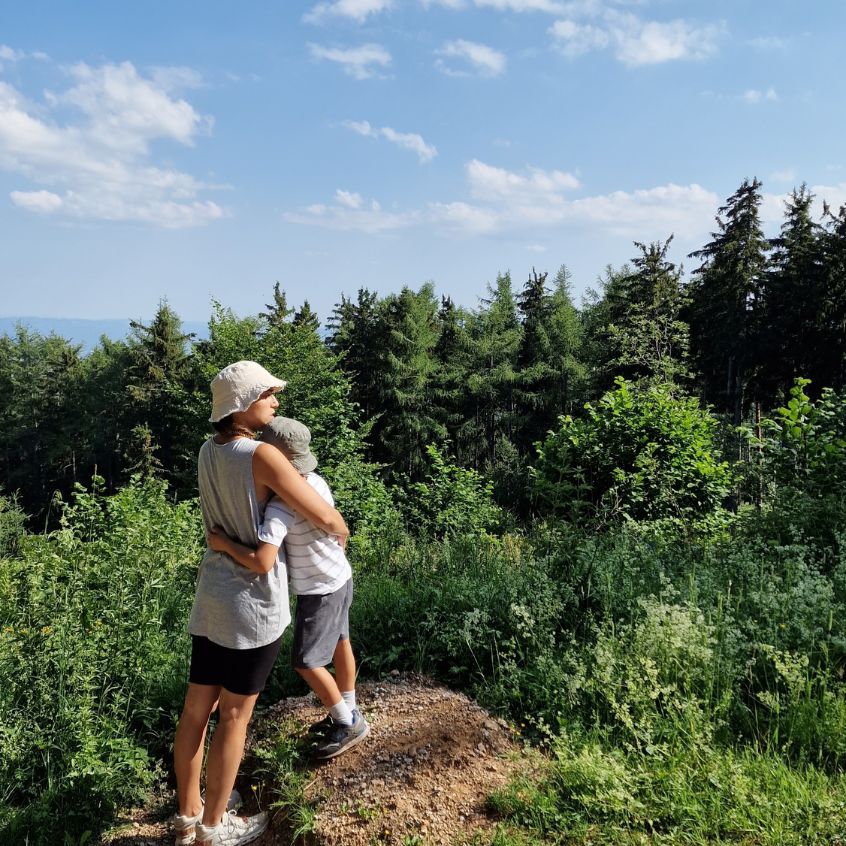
[398, 444, 504, 538]
[348, 532, 575, 721]
[492, 594, 846, 845]
[0, 477, 201, 844]
[757, 379, 846, 496]
[532, 378, 732, 526]
[0, 492, 26, 557]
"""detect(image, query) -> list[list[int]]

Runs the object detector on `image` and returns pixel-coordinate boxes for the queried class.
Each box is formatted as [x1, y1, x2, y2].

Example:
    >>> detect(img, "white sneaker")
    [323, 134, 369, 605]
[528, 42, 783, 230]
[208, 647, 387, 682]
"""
[173, 790, 242, 845]
[195, 810, 269, 846]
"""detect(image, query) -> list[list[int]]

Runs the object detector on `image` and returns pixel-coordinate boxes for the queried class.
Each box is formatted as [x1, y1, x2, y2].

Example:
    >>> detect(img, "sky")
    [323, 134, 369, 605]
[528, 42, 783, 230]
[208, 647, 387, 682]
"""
[1, 0, 845, 327]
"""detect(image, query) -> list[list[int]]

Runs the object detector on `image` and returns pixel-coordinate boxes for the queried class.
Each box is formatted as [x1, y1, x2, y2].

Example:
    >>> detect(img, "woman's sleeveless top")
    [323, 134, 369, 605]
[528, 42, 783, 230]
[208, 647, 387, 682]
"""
[188, 437, 290, 649]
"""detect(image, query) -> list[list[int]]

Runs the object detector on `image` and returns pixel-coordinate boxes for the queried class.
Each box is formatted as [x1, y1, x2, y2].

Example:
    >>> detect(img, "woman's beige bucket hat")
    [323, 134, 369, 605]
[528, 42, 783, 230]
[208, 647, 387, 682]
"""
[209, 360, 287, 422]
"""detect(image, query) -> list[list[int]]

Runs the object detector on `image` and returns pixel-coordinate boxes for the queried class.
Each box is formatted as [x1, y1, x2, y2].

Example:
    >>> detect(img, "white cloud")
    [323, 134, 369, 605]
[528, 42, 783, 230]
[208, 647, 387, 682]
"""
[10, 189, 63, 213]
[149, 66, 204, 92]
[304, 0, 394, 23]
[342, 119, 437, 163]
[769, 169, 796, 184]
[284, 193, 420, 233]
[0, 45, 25, 62]
[476, 0, 570, 12]
[607, 12, 722, 65]
[335, 189, 363, 208]
[428, 201, 499, 234]
[421, 0, 467, 7]
[285, 158, 717, 241]
[445, 178, 718, 237]
[0, 63, 224, 228]
[526, 243, 547, 252]
[549, 6, 723, 65]
[742, 87, 778, 104]
[466, 158, 580, 200]
[58, 62, 209, 153]
[435, 39, 507, 77]
[568, 183, 717, 236]
[761, 183, 846, 225]
[548, 20, 609, 56]
[380, 127, 438, 163]
[749, 36, 786, 50]
[308, 43, 391, 79]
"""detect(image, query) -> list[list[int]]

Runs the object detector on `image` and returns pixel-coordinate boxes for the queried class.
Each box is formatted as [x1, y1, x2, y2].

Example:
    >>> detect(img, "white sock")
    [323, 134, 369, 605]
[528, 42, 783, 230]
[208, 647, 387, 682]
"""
[342, 690, 357, 712]
[329, 699, 354, 726]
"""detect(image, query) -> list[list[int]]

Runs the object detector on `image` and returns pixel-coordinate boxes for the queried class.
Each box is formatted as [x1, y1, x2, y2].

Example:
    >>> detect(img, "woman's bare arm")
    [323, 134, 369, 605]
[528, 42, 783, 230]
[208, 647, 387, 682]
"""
[207, 526, 279, 575]
[253, 444, 349, 546]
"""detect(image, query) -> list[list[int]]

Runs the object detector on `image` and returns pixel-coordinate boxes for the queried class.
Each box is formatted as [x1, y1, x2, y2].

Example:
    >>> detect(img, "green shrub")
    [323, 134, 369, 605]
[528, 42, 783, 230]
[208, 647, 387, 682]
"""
[398, 444, 504, 538]
[532, 378, 732, 526]
[0, 477, 200, 844]
[0, 492, 26, 557]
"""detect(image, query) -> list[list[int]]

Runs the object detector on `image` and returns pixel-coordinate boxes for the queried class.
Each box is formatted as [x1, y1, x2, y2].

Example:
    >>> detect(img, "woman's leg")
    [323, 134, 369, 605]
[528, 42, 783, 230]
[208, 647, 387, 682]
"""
[201, 688, 260, 826]
[174, 683, 221, 817]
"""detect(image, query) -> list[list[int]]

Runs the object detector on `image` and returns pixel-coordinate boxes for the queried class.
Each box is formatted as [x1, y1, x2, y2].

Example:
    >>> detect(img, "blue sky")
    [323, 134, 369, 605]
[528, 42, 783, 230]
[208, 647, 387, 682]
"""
[1, 0, 844, 325]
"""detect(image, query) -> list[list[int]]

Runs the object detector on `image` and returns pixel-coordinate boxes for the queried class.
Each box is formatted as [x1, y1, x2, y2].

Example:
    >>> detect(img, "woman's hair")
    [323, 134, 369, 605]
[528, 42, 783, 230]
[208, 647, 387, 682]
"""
[212, 414, 255, 439]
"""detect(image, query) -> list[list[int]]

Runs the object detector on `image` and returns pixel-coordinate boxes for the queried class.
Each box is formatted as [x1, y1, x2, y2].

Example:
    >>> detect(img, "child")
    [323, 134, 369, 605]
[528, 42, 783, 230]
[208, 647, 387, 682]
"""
[208, 417, 368, 759]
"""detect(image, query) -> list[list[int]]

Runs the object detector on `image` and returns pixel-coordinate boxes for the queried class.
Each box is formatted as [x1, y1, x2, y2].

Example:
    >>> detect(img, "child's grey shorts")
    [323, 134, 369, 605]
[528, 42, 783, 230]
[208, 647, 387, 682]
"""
[292, 578, 353, 669]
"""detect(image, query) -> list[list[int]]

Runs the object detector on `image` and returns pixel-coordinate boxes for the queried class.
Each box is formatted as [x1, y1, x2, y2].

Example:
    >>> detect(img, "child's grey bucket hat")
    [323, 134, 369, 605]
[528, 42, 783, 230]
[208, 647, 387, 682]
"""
[260, 417, 318, 474]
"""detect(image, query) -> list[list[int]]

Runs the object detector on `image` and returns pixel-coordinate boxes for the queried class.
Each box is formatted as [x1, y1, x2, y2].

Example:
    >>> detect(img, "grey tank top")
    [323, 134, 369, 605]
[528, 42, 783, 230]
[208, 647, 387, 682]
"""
[189, 437, 290, 649]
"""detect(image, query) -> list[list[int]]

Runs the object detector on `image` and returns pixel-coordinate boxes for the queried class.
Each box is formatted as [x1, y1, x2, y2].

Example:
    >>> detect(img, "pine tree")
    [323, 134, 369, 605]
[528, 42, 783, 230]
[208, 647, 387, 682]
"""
[761, 185, 824, 399]
[432, 296, 474, 462]
[609, 238, 690, 385]
[264, 282, 294, 328]
[818, 203, 846, 390]
[126, 301, 196, 488]
[687, 178, 769, 424]
[373, 284, 445, 478]
[292, 300, 320, 332]
[467, 272, 522, 469]
[327, 288, 381, 424]
[580, 264, 632, 398]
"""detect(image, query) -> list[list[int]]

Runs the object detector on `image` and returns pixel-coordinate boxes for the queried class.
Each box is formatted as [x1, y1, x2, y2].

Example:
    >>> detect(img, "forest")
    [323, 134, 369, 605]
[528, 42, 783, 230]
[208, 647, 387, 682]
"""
[3, 176, 846, 844]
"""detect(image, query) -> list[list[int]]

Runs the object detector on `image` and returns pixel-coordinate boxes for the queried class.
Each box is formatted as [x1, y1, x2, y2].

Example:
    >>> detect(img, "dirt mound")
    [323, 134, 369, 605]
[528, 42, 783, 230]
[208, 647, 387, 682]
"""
[102, 674, 523, 846]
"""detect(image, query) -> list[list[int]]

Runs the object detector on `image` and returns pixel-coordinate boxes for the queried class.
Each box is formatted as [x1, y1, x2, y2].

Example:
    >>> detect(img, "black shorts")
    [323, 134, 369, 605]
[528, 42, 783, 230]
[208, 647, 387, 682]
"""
[292, 579, 353, 670]
[189, 634, 283, 696]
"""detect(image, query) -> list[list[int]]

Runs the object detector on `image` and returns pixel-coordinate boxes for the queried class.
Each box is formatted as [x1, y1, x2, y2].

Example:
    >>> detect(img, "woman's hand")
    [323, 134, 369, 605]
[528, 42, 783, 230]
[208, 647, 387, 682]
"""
[207, 526, 230, 553]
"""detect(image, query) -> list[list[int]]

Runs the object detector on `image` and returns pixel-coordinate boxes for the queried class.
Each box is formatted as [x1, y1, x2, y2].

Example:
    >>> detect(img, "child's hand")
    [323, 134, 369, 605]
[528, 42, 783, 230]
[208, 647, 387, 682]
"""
[208, 526, 229, 553]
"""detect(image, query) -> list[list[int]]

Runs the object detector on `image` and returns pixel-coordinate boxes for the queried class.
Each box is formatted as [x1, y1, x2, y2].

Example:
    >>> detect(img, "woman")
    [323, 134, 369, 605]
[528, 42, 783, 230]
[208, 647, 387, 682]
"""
[173, 361, 349, 846]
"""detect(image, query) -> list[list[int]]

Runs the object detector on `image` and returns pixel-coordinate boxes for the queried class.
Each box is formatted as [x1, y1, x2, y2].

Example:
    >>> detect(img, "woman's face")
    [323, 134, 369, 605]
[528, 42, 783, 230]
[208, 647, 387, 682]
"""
[233, 388, 279, 430]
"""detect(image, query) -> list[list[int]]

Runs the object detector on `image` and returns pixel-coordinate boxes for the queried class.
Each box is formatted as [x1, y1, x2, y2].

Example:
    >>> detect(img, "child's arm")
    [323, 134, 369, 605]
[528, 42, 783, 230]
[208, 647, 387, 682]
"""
[208, 527, 279, 575]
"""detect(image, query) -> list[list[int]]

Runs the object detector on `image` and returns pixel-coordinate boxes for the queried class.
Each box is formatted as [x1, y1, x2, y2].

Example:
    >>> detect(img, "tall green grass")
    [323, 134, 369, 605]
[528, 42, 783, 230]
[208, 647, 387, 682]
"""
[2, 478, 846, 844]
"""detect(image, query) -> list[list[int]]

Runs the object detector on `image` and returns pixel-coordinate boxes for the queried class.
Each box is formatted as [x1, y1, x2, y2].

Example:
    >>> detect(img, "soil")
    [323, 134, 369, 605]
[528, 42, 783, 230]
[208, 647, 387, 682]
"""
[101, 673, 527, 846]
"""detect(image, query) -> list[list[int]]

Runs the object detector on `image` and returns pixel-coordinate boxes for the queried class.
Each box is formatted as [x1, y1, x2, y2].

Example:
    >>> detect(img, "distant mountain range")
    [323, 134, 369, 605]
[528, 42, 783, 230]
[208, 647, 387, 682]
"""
[0, 316, 209, 352]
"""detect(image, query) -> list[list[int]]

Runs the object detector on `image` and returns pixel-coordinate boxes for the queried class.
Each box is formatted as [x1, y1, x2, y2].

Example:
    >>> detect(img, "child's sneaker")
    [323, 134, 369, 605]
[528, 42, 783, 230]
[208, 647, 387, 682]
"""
[306, 714, 334, 736]
[313, 709, 369, 760]
[195, 809, 269, 846]
[173, 790, 242, 845]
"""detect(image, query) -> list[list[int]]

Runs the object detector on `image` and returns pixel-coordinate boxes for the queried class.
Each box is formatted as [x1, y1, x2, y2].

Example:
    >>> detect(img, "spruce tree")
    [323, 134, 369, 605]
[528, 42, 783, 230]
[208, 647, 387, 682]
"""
[327, 288, 381, 424]
[126, 301, 196, 489]
[373, 284, 445, 478]
[467, 272, 522, 469]
[762, 185, 824, 399]
[819, 203, 846, 390]
[609, 238, 690, 385]
[292, 300, 320, 332]
[687, 178, 769, 424]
